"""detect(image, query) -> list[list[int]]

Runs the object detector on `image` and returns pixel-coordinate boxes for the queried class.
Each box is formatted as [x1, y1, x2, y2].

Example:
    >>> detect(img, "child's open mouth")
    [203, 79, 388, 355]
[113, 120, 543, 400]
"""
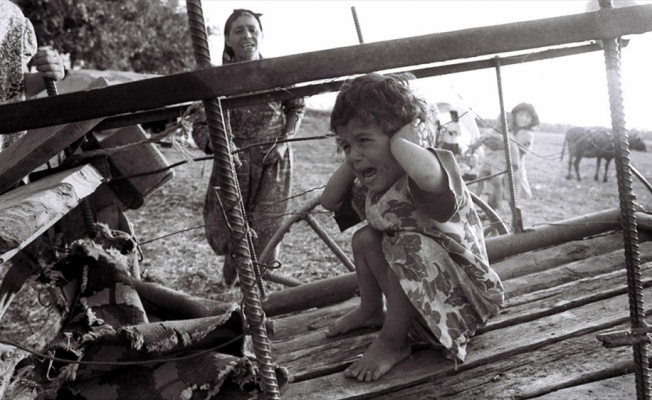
[361, 168, 377, 183]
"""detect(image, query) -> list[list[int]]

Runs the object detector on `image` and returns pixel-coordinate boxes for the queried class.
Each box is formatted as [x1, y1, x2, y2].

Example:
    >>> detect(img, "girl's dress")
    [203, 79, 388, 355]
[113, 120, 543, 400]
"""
[341, 149, 504, 362]
[193, 97, 305, 263]
[513, 128, 534, 199]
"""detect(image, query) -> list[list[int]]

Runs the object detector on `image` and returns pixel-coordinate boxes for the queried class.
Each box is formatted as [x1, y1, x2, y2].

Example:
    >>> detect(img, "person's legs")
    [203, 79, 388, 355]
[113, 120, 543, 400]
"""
[326, 226, 386, 337]
[344, 251, 417, 382]
[326, 226, 418, 381]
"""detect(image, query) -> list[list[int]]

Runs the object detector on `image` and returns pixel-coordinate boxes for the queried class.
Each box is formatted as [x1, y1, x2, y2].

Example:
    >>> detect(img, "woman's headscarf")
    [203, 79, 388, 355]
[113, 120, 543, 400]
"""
[222, 9, 263, 65]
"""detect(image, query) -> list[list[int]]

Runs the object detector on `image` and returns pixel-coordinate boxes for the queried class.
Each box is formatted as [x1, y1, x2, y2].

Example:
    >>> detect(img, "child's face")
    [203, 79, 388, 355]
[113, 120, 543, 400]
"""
[514, 110, 533, 129]
[336, 117, 405, 194]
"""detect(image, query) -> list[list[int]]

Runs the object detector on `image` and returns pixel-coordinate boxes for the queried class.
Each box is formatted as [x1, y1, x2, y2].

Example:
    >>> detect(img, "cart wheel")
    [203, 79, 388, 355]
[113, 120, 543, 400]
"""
[261, 191, 507, 287]
[469, 191, 509, 237]
[258, 193, 355, 287]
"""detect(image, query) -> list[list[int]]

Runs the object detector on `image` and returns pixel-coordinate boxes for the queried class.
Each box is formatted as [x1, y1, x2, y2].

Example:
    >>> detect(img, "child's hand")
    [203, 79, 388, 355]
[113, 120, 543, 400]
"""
[394, 120, 421, 144]
[33, 47, 65, 81]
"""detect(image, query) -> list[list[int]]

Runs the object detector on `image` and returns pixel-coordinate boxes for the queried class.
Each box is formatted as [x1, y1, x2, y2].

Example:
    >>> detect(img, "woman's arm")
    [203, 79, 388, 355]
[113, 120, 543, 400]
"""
[262, 101, 305, 165]
[390, 121, 447, 193]
[321, 162, 356, 212]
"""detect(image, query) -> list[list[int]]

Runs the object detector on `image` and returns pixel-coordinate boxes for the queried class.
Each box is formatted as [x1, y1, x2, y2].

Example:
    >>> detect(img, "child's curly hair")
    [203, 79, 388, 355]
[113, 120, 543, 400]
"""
[330, 72, 429, 136]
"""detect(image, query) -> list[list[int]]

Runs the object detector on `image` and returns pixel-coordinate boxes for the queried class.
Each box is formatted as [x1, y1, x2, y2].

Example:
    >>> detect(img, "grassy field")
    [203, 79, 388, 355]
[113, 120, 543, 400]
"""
[3, 111, 652, 346]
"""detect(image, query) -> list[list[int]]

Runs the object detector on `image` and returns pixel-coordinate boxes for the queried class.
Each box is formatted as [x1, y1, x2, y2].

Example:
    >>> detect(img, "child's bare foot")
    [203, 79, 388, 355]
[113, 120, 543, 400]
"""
[344, 336, 411, 382]
[325, 308, 384, 338]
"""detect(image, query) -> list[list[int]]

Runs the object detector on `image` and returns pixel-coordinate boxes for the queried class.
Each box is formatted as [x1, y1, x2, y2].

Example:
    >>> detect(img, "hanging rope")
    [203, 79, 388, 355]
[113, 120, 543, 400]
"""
[184, 2, 280, 399]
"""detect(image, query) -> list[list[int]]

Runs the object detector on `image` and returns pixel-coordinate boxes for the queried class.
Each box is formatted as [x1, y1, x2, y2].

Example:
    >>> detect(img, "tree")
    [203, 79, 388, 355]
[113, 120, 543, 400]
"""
[18, 0, 197, 75]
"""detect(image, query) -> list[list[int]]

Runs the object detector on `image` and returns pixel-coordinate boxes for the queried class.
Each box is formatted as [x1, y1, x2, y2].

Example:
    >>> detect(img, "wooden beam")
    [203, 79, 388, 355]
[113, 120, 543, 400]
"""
[92, 43, 605, 132]
[1, 5, 652, 133]
[262, 208, 623, 317]
[0, 164, 105, 264]
[0, 77, 108, 194]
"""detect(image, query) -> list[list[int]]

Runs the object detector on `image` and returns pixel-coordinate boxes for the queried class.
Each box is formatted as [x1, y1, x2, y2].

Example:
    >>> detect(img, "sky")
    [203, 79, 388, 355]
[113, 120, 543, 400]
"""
[198, 0, 652, 130]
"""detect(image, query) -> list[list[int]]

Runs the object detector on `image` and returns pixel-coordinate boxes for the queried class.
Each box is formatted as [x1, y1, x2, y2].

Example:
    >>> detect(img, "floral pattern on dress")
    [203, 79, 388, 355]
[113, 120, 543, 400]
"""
[360, 148, 504, 362]
[193, 97, 305, 260]
[0, 0, 37, 150]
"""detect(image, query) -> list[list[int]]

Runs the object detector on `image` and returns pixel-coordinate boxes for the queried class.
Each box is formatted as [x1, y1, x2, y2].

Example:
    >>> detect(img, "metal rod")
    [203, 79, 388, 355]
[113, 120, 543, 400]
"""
[493, 57, 523, 232]
[351, 6, 364, 44]
[599, 0, 650, 398]
[184, 2, 280, 398]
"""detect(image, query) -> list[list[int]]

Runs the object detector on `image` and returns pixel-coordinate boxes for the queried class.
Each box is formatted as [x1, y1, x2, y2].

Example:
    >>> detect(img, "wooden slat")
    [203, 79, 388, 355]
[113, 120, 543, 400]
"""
[93, 43, 605, 132]
[0, 77, 108, 195]
[262, 209, 626, 318]
[279, 287, 646, 399]
[534, 375, 636, 400]
[2, 5, 652, 133]
[0, 164, 105, 263]
[268, 237, 650, 341]
[271, 252, 650, 366]
[492, 231, 637, 280]
[502, 241, 652, 298]
[373, 323, 636, 399]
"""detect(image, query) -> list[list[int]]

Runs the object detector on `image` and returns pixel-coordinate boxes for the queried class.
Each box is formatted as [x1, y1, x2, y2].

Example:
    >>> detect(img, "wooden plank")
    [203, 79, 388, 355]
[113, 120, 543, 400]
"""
[502, 241, 652, 299]
[262, 209, 627, 317]
[485, 261, 652, 333]
[269, 297, 360, 342]
[93, 43, 605, 132]
[0, 77, 108, 195]
[273, 261, 652, 344]
[534, 375, 636, 400]
[492, 231, 637, 281]
[279, 287, 644, 399]
[0, 164, 105, 263]
[372, 323, 635, 399]
[272, 258, 644, 373]
[267, 241, 652, 341]
[2, 5, 652, 133]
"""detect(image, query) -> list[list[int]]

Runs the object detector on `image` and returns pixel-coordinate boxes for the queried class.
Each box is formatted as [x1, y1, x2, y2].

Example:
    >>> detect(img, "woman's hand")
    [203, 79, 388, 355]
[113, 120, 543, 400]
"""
[33, 47, 65, 81]
[262, 142, 288, 165]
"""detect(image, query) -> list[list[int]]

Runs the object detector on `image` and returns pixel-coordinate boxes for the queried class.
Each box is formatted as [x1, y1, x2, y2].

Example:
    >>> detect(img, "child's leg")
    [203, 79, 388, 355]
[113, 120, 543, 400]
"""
[344, 253, 417, 382]
[326, 226, 386, 337]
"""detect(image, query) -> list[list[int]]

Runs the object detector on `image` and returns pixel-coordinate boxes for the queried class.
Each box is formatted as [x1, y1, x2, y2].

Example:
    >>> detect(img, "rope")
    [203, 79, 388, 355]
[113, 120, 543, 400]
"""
[599, 1, 650, 398]
[184, 2, 280, 398]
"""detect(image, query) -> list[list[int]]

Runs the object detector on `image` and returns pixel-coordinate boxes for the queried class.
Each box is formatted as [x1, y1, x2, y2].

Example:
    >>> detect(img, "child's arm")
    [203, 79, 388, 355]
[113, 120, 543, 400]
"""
[390, 121, 447, 194]
[321, 162, 356, 212]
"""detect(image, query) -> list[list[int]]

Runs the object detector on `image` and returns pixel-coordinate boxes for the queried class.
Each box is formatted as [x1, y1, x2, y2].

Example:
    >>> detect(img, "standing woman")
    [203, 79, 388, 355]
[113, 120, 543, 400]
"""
[193, 9, 305, 285]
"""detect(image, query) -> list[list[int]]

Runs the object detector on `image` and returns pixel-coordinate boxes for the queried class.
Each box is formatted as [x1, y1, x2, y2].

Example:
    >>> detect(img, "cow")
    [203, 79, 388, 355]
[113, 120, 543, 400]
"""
[561, 127, 614, 182]
[561, 127, 648, 182]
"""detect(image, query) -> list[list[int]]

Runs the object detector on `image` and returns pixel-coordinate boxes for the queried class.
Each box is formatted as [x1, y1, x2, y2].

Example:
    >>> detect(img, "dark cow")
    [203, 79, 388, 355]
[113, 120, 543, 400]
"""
[561, 127, 647, 182]
[561, 127, 614, 182]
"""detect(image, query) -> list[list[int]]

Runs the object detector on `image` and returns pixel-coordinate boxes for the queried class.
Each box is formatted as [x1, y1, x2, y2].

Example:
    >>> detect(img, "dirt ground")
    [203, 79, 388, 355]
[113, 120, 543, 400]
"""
[2, 111, 652, 351]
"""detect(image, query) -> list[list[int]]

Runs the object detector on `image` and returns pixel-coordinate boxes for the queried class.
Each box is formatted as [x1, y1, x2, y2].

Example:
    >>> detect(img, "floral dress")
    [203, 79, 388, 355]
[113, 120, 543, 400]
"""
[341, 149, 504, 362]
[193, 97, 305, 261]
[0, 0, 37, 150]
